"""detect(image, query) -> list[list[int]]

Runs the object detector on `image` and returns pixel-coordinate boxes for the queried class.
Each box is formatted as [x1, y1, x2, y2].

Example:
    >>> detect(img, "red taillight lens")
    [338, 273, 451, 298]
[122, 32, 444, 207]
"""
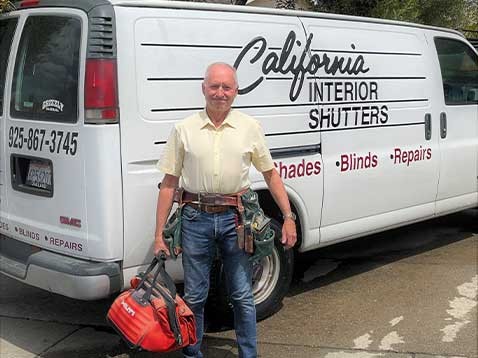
[20, 0, 40, 7]
[84, 59, 119, 123]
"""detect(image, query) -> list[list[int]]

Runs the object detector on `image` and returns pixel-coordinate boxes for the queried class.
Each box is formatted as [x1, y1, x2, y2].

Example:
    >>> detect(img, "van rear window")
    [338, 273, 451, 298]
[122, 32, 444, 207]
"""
[10, 16, 81, 122]
[0, 18, 18, 117]
[435, 38, 478, 106]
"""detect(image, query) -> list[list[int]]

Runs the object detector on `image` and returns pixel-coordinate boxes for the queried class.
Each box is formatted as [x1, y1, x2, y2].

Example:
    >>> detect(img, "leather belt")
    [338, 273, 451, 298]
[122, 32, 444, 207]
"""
[187, 203, 231, 214]
[174, 189, 246, 206]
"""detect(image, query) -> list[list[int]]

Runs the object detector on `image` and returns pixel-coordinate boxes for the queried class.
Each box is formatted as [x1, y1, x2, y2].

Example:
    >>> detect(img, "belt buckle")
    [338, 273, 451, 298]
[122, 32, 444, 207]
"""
[212, 193, 223, 205]
[197, 191, 207, 211]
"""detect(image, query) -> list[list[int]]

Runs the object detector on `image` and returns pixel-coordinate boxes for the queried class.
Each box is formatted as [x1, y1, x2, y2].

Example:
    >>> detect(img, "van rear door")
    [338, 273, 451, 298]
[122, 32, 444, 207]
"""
[0, 17, 19, 237]
[1, 6, 123, 299]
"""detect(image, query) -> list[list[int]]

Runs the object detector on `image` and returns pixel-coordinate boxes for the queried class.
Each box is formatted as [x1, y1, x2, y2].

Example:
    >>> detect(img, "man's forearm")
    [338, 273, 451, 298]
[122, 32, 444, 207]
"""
[155, 174, 179, 237]
[263, 169, 292, 217]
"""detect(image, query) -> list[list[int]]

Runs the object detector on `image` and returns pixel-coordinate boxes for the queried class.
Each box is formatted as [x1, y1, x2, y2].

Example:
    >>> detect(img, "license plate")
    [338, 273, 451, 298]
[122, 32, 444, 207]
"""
[26, 161, 52, 190]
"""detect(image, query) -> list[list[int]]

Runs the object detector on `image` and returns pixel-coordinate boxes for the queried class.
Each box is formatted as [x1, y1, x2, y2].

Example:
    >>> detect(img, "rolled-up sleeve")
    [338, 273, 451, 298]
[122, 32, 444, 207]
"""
[251, 121, 274, 173]
[156, 125, 184, 177]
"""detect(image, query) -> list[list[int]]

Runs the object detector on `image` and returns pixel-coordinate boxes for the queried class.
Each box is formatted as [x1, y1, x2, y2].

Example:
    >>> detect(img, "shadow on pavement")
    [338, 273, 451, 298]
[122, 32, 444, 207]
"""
[39, 336, 237, 358]
[289, 208, 478, 297]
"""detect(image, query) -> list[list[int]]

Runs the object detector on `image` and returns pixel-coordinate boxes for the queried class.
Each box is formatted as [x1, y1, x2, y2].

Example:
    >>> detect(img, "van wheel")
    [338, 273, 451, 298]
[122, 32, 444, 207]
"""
[206, 219, 294, 326]
[253, 219, 294, 320]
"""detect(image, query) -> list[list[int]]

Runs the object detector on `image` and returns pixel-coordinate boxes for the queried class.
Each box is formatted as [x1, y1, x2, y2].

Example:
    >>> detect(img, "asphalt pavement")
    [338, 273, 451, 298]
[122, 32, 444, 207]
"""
[1, 208, 477, 358]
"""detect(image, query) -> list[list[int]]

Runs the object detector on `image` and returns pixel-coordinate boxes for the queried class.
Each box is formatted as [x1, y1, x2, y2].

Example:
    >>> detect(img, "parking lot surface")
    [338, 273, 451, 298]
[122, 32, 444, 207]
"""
[1, 209, 477, 357]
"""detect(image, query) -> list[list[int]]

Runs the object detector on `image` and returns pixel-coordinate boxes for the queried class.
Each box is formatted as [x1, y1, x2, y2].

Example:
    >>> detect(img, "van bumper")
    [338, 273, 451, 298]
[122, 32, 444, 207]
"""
[0, 235, 121, 300]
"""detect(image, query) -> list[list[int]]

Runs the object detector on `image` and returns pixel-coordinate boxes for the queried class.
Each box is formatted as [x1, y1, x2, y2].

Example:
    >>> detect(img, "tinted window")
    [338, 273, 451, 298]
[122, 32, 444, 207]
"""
[11, 16, 81, 122]
[435, 38, 478, 105]
[0, 18, 18, 116]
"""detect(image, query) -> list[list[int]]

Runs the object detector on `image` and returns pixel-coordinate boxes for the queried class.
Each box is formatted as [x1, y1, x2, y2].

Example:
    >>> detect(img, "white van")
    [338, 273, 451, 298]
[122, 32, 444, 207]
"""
[1, 0, 477, 320]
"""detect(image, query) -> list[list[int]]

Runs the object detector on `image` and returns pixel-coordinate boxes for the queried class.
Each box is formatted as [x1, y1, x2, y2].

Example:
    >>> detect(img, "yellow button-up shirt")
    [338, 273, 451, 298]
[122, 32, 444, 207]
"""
[157, 110, 274, 194]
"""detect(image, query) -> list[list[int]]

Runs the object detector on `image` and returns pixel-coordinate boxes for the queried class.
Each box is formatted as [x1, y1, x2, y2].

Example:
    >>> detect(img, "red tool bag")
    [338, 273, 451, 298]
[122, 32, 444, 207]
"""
[107, 255, 197, 353]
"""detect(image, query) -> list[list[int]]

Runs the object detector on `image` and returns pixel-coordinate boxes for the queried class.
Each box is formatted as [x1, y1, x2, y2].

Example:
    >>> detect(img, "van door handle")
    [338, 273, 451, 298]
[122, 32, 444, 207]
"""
[424, 113, 432, 140]
[440, 112, 447, 139]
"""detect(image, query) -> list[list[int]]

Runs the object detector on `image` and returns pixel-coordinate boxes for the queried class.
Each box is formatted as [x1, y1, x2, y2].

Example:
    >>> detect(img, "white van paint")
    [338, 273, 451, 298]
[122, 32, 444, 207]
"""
[1, 0, 477, 316]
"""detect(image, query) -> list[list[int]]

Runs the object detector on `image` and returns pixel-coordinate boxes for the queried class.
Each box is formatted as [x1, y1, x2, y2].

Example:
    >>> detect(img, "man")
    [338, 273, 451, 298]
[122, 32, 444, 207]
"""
[154, 62, 296, 358]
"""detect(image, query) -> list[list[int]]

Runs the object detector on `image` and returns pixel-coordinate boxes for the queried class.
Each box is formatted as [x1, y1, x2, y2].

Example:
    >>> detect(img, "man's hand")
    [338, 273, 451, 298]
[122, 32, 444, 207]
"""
[154, 234, 170, 257]
[281, 218, 297, 249]
[153, 174, 179, 257]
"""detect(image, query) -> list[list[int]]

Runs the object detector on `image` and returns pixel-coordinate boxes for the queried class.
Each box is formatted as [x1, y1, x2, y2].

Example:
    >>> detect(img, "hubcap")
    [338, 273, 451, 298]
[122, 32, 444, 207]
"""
[252, 247, 280, 305]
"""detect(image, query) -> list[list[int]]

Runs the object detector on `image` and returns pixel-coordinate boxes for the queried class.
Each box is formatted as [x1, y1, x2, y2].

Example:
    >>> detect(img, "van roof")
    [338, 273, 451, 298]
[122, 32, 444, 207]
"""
[8, 0, 464, 38]
[111, 0, 464, 37]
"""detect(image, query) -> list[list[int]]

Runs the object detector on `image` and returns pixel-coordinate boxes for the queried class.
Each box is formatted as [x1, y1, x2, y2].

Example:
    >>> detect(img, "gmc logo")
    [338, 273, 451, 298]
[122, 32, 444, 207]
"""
[60, 216, 82, 228]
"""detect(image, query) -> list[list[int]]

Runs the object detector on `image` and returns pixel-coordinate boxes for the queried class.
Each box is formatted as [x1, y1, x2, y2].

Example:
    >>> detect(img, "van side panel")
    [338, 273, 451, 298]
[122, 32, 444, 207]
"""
[300, 18, 440, 244]
[115, 6, 323, 274]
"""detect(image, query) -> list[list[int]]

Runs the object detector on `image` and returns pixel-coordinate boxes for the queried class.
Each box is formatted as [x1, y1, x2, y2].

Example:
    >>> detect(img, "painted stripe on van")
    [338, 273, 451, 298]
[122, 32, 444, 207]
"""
[153, 121, 425, 145]
[150, 98, 428, 112]
[265, 121, 425, 136]
[146, 76, 427, 81]
[140, 42, 422, 57]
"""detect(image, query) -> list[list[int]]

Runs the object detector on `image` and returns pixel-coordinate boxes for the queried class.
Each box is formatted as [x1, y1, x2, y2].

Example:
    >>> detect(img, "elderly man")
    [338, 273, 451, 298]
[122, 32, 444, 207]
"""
[154, 62, 296, 358]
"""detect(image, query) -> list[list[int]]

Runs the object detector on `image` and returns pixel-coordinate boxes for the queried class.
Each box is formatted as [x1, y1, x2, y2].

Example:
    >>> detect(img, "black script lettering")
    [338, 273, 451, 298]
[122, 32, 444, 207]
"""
[235, 31, 371, 101]
[234, 36, 267, 95]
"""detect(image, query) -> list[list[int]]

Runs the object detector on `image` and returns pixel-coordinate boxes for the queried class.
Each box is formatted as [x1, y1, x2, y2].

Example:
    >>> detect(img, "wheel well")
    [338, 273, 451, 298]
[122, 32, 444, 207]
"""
[256, 189, 302, 248]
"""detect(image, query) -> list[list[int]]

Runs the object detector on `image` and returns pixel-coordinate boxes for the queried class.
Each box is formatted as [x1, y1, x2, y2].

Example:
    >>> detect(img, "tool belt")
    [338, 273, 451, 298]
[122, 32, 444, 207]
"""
[163, 188, 274, 262]
[173, 189, 241, 214]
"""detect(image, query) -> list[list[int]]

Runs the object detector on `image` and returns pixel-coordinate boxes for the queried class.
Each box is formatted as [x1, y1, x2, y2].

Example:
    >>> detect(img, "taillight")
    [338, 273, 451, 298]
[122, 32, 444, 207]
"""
[84, 59, 119, 124]
[20, 0, 40, 7]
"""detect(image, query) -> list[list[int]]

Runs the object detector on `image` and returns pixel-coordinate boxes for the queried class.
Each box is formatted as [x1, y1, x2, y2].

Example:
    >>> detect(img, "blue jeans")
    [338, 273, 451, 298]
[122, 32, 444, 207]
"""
[181, 204, 257, 358]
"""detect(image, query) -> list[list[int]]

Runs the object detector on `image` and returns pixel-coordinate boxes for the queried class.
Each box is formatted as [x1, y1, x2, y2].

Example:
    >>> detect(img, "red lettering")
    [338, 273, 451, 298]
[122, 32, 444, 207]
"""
[340, 154, 349, 172]
[392, 146, 432, 166]
[297, 160, 305, 177]
[372, 155, 378, 167]
[273, 160, 322, 179]
[306, 162, 313, 176]
[314, 161, 321, 174]
[340, 152, 378, 172]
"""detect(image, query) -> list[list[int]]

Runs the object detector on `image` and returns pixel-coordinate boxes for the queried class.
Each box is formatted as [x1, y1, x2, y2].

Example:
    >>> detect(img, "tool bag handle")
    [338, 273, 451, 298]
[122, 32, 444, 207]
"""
[134, 253, 177, 298]
[138, 254, 183, 346]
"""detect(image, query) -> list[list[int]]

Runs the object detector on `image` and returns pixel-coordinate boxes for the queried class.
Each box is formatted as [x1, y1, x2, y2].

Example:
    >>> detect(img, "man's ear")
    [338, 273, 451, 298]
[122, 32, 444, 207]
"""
[202, 82, 206, 95]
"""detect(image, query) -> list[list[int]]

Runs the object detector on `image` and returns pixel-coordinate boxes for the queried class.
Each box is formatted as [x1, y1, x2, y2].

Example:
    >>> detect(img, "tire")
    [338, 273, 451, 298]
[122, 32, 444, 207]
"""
[206, 219, 294, 326]
[253, 219, 294, 320]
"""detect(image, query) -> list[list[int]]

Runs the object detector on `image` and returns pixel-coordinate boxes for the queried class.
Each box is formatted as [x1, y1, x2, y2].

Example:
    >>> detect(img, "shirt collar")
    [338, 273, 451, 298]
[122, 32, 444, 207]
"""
[199, 109, 237, 129]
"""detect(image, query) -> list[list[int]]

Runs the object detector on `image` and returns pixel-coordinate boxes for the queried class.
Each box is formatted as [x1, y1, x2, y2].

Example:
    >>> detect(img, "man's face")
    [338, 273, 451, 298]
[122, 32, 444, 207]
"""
[202, 65, 238, 113]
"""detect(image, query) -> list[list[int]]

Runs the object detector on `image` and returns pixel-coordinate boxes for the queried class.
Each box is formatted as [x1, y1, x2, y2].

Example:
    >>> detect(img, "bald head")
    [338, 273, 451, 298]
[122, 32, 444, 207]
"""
[202, 62, 239, 116]
[204, 62, 238, 89]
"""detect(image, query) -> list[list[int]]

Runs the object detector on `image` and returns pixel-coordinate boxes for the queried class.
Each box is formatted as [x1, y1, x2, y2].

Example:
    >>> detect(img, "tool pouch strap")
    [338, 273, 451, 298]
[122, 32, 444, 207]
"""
[235, 192, 246, 250]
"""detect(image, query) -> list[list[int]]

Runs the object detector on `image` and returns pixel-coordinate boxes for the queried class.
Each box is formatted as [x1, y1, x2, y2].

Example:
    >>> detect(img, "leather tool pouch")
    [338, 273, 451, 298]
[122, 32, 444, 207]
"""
[239, 189, 275, 262]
